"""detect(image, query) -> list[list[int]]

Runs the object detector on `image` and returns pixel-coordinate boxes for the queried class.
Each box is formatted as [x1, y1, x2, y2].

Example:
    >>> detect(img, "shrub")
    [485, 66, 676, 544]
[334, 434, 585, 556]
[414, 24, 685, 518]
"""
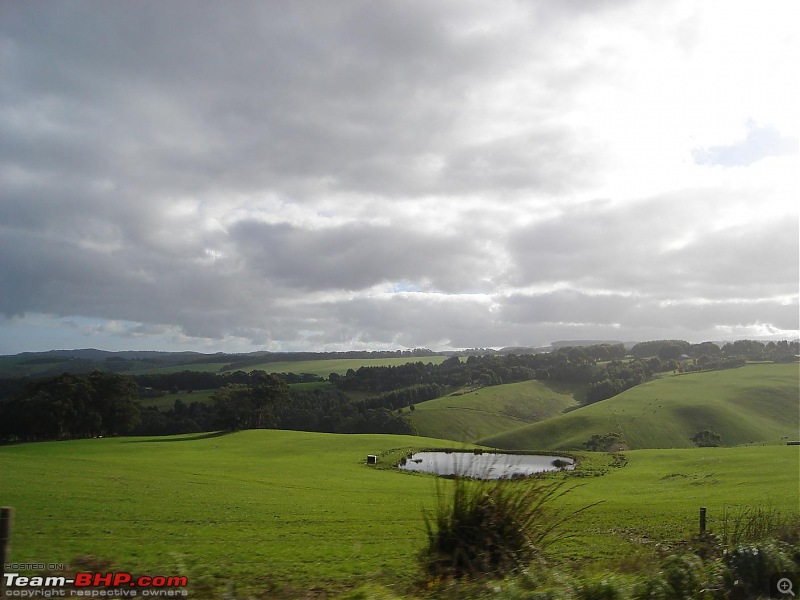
[574, 576, 625, 600]
[632, 576, 674, 600]
[584, 432, 625, 452]
[420, 478, 593, 580]
[661, 554, 705, 598]
[691, 430, 722, 447]
[724, 541, 796, 600]
[632, 553, 728, 600]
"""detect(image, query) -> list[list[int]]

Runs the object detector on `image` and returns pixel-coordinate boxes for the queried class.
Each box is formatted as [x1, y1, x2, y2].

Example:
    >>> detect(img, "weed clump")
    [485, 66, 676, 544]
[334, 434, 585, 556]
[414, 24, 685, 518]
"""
[724, 541, 796, 600]
[421, 478, 590, 581]
[721, 506, 800, 547]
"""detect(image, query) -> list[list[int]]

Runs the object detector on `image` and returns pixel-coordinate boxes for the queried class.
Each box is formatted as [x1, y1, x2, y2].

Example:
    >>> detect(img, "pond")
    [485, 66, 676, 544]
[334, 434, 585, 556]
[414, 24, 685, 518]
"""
[397, 451, 574, 479]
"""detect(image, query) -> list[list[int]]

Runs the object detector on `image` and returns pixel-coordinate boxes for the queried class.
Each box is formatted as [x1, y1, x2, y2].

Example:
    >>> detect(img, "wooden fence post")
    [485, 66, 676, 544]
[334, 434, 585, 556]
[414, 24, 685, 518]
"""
[0, 507, 12, 593]
[699, 506, 707, 534]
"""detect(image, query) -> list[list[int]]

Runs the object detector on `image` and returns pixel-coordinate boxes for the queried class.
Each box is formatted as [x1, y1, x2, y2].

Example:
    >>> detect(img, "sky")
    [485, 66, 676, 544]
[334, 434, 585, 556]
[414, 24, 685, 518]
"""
[0, 0, 797, 354]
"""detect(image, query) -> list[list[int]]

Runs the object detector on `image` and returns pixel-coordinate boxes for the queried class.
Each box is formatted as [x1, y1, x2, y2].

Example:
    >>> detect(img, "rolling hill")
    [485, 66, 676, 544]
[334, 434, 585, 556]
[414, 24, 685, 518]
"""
[217, 355, 450, 376]
[479, 363, 799, 451]
[406, 379, 584, 443]
[1, 430, 797, 593]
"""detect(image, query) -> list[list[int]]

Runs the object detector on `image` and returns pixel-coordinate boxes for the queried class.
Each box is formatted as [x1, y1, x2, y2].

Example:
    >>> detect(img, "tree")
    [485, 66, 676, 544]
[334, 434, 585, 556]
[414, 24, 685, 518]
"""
[249, 372, 289, 428]
[88, 372, 140, 435]
[691, 430, 721, 447]
[213, 384, 257, 431]
[584, 432, 625, 451]
[0, 372, 140, 442]
[658, 344, 685, 361]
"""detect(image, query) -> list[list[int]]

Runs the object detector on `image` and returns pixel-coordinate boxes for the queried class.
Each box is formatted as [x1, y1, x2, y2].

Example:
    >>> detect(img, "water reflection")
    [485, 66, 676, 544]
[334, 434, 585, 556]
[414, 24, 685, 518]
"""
[397, 451, 574, 479]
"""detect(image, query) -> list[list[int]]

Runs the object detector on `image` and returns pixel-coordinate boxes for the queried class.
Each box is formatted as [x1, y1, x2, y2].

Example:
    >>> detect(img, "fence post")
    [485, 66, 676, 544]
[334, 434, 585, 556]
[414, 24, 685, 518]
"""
[699, 506, 707, 534]
[1, 507, 12, 593]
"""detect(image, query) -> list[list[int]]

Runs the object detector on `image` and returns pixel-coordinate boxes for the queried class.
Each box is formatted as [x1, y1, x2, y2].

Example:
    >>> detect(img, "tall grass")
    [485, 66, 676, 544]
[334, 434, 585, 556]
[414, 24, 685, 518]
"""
[720, 506, 800, 547]
[421, 477, 597, 580]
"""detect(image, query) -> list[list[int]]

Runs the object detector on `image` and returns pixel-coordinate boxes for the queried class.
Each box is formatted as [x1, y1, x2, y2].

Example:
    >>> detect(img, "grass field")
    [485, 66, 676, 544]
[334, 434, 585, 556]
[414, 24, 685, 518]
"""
[480, 363, 799, 450]
[217, 356, 450, 377]
[130, 362, 230, 374]
[0, 356, 71, 377]
[407, 380, 583, 443]
[0, 355, 453, 379]
[1, 430, 797, 595]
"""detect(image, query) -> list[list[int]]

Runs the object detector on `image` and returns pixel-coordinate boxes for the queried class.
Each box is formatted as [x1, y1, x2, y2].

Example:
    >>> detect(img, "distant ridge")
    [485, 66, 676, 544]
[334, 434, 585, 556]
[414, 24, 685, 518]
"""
[0, 348, 444, 379]
[550, 340, 629, 349]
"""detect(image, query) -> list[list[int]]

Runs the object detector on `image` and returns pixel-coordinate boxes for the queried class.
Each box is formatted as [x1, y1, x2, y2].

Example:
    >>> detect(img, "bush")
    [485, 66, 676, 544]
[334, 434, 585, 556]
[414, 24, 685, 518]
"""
[574, 576, 625, 600]
[691, 430, 722, 447]
[584, 432, 625, 452]
[633, 553, 728, 600]
[724, 541, 796, 600]
[661, 554, 705, 598]
[633, 576, 674, 600]
[420, 478, 592, 580]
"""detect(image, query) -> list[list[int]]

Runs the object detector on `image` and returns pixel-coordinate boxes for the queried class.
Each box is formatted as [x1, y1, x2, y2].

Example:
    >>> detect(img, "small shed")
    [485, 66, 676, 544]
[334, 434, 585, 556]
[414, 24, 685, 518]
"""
[366, 454, 378, 465]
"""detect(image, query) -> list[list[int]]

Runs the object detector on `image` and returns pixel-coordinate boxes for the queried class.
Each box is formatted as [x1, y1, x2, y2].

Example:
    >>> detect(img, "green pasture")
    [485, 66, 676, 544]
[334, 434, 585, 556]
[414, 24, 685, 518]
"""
[219, 356, 450, 377]
[407, 380, 583, 443]
[1, 430, 797, 594]
[0, 431, 460, 593]
[0, 356, 68, 377]
[553, 444, 800, 567]
[130, 362, 229, 374]
[481, 363, 799, 450]
[134, 356, 450, 376]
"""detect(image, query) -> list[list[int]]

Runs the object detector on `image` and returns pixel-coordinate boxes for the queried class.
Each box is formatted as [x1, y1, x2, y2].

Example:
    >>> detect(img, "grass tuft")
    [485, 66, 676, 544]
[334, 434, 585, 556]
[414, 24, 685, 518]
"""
[421, 477, 598, 580]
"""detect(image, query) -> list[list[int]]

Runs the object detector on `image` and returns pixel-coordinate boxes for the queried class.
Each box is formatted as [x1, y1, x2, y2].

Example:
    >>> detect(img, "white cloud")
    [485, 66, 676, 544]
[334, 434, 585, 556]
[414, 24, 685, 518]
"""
[0, 0, 796, 353]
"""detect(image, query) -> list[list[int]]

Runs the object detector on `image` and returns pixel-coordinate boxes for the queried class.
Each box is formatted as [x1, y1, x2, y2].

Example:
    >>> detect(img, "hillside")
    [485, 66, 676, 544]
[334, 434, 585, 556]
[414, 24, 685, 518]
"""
[216, 355, 450, 376]
[480, 363, 799, 450]
[406, 379, 584, 443]
[0, 349, 448, 378]
[0, 430, 797, 594]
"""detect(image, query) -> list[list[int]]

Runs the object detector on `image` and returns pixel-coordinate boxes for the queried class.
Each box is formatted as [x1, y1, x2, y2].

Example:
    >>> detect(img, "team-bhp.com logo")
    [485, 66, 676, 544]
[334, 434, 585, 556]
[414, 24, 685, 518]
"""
[3, 572, 188, 597]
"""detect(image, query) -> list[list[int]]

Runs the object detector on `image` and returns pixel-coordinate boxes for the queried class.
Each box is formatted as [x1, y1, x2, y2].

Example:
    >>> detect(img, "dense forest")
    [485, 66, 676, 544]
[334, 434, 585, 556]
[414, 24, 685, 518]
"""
[0, 339, 796, 443]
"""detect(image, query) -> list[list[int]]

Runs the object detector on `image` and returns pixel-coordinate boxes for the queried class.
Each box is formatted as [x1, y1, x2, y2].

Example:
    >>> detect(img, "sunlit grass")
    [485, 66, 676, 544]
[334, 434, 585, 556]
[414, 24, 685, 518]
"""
[1, 430, 797, 593]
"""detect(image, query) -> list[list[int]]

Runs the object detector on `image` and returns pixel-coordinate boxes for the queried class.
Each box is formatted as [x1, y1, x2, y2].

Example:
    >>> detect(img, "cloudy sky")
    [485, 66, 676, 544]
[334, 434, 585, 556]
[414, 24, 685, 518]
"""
[1, 1, 797, 354]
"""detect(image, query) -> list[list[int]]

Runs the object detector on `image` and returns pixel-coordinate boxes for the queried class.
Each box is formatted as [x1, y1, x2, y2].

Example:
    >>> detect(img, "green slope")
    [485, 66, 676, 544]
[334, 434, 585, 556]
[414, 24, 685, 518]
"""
[0, 431, 797, 593]
[554, 444, 800, 563]
[480, 363, 799, 450]
[0, 430, 460, 592]
[407, 379, 582, 442]
[217, 356, 450, 376]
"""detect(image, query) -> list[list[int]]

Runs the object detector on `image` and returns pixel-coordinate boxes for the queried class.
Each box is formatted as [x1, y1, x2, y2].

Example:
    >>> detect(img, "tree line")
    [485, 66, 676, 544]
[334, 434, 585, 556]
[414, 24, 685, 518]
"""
[0, 372, 140, 441]
[1, 339, 796, 443]
[0, 371, 416, 442]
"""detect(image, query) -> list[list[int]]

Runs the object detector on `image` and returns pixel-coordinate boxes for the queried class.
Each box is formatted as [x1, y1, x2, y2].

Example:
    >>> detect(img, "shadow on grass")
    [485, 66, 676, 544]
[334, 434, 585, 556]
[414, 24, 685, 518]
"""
[122, 431, 233, 444]
[537, 379, 588, 405]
